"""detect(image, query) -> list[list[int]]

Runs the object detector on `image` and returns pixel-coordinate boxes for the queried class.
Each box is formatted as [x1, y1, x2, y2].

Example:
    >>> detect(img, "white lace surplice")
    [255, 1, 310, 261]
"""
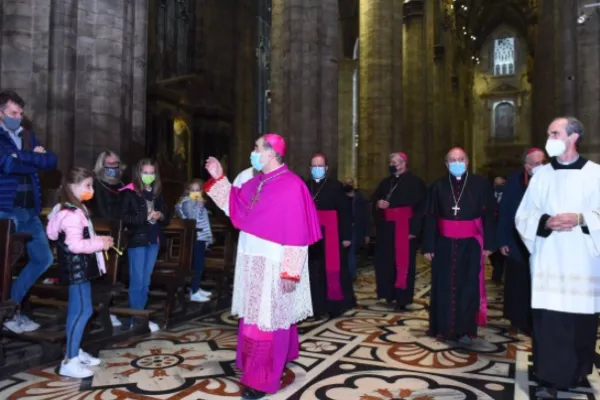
[208, 178, 313, 331]
[515, 161, 600, 314]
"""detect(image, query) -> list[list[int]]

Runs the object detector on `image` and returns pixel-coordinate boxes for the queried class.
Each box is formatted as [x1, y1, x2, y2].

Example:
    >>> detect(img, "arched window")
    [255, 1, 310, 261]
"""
[493, 37, 515, 76]
[492, 100, 516, 138]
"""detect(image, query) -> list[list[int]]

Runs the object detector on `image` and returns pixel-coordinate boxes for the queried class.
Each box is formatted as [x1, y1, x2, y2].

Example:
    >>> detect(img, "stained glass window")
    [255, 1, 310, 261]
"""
[493, 38, 515, 76]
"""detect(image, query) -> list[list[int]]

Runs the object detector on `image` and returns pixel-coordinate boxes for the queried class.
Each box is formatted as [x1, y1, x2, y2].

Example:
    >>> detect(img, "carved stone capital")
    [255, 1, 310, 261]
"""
[403, 0, 425, 22]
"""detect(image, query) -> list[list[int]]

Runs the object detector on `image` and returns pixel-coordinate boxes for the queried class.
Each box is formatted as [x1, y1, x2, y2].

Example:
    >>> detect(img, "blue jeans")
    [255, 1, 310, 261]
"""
[128, 244, 159, 310]
[0, 208, 54, 304]
[191, 241, 206, 292]
[66, 282, 93, 358]
[348, 231, 357, 280]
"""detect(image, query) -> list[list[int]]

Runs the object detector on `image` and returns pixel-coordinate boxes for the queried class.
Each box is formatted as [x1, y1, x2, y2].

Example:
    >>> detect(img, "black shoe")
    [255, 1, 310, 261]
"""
[241, 388, 266, 399]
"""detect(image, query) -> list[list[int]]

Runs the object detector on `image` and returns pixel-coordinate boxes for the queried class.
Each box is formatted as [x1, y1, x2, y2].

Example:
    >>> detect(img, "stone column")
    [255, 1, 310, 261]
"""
[532, 0, 600, 160]
[0, 0, 148, 173]
[402, 0, 430, 180]
[231, 0, 258, 176]
[337, 58, 355, 181]
[357, 0, 403, 192]
[269, 0, 339, 178]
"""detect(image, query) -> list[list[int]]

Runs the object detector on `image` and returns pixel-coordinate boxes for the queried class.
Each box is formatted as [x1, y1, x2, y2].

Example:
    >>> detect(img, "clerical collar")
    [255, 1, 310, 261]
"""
[450, 173, 466, 182]
[261, 164, 286, 180]
[551, 156, 587, 170]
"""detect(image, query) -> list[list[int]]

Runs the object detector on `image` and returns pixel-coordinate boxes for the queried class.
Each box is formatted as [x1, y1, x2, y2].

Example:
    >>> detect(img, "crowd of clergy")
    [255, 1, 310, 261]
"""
[203, 115, 597, 399]
[6, 84, 594, 399]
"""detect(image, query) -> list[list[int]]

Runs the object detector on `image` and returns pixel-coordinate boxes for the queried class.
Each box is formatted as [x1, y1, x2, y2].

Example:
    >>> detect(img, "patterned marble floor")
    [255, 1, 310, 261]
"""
[1, 261, 600, 399]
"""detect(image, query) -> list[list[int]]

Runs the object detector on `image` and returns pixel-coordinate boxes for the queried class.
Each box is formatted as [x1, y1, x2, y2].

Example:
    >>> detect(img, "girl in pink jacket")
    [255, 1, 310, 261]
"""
[46, 167, 113, 379]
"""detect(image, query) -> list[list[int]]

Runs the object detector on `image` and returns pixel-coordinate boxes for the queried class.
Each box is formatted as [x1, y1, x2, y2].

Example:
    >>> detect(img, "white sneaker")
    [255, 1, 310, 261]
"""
[196, 288, 212, 297]
[3, 317, 23, 334]
[190, 291, 210, 303]
[110, 314, 122, 327]
[148, 321, 160, 332]
[59, 358, 94, 379]
[18, 315, 40, 332]
[78, 349, 101, 366]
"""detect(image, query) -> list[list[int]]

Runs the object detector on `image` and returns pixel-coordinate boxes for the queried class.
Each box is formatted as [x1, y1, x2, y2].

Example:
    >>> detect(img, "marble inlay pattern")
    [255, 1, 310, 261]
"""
[1, 260, 599, 399]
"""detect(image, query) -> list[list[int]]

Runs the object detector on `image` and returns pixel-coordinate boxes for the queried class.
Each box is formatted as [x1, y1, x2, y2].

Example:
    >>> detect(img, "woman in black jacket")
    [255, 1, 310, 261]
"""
[120, 158, 170, 332]
[89, 151, 125, 219]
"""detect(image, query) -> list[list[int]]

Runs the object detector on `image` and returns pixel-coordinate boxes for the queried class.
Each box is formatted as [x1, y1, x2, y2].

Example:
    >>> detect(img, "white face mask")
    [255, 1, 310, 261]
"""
[545, 138, 566, 158]
[531, 165, 542, 175]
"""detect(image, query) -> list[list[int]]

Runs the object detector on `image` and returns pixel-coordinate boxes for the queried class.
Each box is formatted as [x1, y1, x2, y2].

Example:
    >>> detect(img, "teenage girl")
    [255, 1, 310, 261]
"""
[120, 158, 169, 332]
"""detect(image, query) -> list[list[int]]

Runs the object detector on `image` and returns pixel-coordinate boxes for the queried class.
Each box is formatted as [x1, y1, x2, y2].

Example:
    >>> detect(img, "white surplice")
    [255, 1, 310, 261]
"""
[515, 160, 600, 314]
[208, 177, 313, 331]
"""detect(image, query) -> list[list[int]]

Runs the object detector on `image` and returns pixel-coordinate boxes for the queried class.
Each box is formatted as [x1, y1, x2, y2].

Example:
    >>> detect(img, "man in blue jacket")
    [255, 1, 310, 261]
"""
[496, 147, 545, 334]
[0, 91, 57, 333]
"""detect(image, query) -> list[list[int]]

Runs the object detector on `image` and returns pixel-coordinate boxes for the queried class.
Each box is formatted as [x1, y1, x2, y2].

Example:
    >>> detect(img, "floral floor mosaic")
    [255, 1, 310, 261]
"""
[1, 260, 600, 399]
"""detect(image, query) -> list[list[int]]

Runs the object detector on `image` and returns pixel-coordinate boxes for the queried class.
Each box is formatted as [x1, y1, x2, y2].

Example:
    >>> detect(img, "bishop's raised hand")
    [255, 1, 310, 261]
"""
[205, 157, 223, 179]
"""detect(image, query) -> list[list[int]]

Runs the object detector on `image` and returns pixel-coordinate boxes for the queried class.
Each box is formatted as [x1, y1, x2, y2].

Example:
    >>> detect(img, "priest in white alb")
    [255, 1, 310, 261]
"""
[515, 116, 600, 398]
[204, 133, 321, 400]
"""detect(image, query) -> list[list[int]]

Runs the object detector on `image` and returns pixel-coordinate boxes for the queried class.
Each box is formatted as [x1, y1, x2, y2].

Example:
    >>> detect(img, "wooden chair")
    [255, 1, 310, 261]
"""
[149, 219, 196, 328]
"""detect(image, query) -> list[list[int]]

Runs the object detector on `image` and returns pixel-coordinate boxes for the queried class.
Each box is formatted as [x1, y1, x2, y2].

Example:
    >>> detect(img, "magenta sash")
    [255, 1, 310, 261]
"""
[383, 207, 413, 289]
[317, 210, 344, 301]
[437, 218, 487, 326]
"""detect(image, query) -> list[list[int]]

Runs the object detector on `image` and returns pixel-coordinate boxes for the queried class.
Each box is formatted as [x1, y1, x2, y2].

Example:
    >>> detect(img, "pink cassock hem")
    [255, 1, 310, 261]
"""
[236, 319, 299, 394]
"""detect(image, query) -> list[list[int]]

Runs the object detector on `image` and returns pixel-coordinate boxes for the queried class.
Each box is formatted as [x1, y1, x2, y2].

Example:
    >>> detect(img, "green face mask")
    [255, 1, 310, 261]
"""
[141, 174, 156, 185]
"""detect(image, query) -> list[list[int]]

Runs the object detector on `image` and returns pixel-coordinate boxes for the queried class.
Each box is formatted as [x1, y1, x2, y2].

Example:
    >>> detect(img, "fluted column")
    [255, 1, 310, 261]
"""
[357, 0, 403, 192]
[0, 0, 148, 173]
[269, 0, 339, 178]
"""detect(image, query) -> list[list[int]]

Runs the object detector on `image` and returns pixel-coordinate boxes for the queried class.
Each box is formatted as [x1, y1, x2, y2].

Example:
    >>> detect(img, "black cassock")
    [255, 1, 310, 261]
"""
[307, 177, 356, 317]
[372, 172, 427, 307]
[496, 168, 532, 333]
[423, 173, 496, 340]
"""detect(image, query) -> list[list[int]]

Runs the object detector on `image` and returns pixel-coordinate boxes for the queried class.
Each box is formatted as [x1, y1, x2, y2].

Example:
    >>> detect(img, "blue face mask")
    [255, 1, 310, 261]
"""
[3, 116, 21, 132]
[311, 166, 326, 180]
[104, 167, 120, 178]
[448, 162, 467, 177]
[250, 152, 264, 171]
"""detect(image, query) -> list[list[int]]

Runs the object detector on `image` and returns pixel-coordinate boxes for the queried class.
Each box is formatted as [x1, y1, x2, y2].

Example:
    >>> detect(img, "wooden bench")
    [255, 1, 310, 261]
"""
[11, 218, 153, 342]
[204, 218, 237, 297]
[0, 219, 31, 365]
[148, 219, 196, 328]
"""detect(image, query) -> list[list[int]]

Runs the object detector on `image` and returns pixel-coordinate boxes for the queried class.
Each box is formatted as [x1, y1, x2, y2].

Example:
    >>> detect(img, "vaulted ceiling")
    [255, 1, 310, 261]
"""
[336, 0, 535, 59]
[456, 0, 535, 53]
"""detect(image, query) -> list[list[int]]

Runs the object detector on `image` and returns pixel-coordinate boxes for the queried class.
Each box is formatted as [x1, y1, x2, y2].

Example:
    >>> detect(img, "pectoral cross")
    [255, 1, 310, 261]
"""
[452, 204, 460, 216]
[249, 182, 265, 210]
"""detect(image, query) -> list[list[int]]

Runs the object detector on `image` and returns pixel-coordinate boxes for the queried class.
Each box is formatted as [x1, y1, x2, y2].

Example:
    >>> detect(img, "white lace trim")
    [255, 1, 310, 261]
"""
[281, 246, 307, 279]
[207, 178, 231, 212]
[232, 240, 313, 331]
